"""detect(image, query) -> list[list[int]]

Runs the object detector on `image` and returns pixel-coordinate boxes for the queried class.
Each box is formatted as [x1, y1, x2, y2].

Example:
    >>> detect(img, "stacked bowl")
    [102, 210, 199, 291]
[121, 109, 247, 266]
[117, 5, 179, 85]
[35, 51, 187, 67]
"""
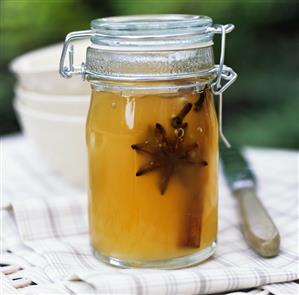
[10, 41, 90, 187]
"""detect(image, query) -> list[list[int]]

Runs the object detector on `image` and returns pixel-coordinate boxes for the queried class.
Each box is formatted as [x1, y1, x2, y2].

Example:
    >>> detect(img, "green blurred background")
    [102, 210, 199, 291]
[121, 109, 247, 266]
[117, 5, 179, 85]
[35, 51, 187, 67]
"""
[1, 0, 298, 148]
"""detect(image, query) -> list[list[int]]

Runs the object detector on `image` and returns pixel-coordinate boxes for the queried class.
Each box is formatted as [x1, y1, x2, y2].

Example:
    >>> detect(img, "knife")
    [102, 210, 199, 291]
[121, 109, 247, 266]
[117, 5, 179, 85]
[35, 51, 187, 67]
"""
[220, 145, 280, 257]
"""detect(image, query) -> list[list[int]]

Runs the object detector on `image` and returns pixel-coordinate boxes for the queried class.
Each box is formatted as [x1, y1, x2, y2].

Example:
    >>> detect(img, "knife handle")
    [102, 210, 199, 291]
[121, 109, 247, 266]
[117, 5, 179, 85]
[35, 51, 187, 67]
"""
[234, 187, 280, 257]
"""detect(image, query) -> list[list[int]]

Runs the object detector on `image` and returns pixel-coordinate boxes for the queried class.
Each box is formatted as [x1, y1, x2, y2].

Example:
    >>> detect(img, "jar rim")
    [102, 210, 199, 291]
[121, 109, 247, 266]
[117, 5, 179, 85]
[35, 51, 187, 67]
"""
[89, 14, 214, 51]
[91, 14, 212, 32]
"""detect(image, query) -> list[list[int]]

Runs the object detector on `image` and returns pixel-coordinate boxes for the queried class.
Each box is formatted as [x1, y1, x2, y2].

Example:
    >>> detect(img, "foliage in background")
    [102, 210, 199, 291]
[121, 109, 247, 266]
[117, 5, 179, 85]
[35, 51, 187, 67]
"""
[0, 0, 101, 133]
[0, 0, 298, 148]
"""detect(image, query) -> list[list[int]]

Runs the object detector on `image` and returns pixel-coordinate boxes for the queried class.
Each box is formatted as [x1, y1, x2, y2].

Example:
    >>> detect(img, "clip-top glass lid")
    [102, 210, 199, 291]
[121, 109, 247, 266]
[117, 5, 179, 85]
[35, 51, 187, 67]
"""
[89, 14, 214, 50]
[59, 14, 236, 88]
[92, 14, 212, 30]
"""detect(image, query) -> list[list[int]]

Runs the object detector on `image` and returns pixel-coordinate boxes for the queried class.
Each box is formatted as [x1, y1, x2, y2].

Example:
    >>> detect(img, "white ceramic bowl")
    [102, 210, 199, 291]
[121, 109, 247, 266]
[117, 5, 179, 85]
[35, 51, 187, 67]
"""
[10, 41, 90, 95]
[16, 86, 90, 117]
[14, 99, 87, 187]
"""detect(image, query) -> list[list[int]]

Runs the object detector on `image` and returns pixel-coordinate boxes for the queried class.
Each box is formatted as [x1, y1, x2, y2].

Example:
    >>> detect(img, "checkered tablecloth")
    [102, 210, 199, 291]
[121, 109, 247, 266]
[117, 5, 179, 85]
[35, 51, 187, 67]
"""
[1, 134, 299, 295]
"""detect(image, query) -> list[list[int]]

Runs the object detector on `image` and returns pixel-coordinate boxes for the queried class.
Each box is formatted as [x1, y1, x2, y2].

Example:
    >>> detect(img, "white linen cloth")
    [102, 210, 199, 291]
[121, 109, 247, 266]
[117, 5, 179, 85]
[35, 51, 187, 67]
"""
[1, 135, 298, 294]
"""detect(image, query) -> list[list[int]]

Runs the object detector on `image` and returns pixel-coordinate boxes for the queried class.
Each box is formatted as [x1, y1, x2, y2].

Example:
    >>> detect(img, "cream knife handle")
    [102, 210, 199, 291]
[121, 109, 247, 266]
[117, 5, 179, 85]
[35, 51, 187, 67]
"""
[234, 187, 280, 257]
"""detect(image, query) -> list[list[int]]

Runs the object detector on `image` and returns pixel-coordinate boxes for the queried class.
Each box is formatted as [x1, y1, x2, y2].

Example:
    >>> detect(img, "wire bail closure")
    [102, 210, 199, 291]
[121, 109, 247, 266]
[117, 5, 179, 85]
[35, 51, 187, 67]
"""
[210, 24, 237, 148]
[59, 30, 92, 79]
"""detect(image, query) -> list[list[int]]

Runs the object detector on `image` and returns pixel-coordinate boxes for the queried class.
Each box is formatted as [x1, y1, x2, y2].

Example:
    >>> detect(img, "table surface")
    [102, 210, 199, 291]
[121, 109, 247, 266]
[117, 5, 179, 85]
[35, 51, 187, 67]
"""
[1, 134, 298, 295]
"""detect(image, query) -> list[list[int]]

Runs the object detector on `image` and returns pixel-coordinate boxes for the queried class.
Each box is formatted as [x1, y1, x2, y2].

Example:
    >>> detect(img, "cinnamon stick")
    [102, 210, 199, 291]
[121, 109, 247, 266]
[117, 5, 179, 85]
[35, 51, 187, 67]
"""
[182, 192, 203, 247]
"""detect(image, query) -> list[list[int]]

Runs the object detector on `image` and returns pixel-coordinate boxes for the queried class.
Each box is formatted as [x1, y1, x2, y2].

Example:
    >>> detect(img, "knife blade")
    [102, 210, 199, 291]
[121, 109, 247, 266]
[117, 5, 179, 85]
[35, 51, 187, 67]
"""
[220, 145, 280, 257]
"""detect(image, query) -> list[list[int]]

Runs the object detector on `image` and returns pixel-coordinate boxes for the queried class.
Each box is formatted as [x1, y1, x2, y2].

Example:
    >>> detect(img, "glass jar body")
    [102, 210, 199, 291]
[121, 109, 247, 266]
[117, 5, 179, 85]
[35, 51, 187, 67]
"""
[86, 79, 218, 268]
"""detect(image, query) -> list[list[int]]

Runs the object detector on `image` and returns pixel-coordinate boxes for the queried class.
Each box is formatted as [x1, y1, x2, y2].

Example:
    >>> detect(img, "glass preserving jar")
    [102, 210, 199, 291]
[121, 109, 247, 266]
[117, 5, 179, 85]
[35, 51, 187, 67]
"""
[60, 15, 237, 269]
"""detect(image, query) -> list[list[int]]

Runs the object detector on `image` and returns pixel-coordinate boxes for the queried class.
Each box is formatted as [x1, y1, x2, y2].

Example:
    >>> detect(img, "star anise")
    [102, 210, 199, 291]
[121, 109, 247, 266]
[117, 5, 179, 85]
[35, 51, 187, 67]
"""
[131, 103, 207, 195]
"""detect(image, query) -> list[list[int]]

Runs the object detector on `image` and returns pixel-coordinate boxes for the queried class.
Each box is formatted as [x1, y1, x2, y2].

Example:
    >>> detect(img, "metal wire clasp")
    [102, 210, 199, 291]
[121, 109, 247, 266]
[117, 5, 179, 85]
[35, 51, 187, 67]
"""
[208, 24, 237, 148]
[59, 30, 92, 79]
